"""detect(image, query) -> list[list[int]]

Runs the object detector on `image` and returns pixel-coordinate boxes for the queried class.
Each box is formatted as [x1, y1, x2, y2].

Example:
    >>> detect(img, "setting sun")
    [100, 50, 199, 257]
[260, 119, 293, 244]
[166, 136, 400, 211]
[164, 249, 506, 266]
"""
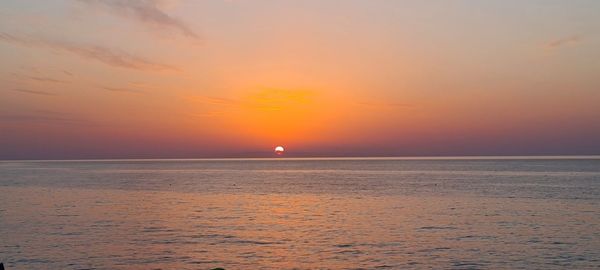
[275, 146, 285, 155]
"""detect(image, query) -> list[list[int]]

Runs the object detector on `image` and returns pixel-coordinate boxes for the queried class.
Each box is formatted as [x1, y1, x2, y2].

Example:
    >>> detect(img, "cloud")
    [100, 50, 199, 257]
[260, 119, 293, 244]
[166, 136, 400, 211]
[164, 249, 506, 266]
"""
[77, 0, 200, 39]
[0, 109, 94, 126]
[190, 89, 314, 110]
[11, 72, 69, 83]
[186, 95, 238, 117]
[34, 109, 72, 115]
[191, 111, 226, 117]
[11, 88, 58, 96]
[357, 101, 412, 108]
[191, 95, 237, 105]
[27, 76, 68, 83]
[546, 35, 581, 49]
[0, 113, 84, 124]
[101, 86, 144, 93]
[0, 32, 178, 71]
[242, 88, 316, 111]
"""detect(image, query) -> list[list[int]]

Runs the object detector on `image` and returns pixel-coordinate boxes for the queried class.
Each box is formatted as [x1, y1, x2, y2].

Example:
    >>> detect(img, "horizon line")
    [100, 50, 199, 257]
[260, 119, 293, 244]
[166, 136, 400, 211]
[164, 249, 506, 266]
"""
[2, 155, 600, 162]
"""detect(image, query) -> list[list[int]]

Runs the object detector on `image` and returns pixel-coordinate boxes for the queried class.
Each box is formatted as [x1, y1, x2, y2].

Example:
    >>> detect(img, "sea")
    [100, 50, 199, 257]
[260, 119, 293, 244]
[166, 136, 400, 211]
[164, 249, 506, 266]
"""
[1, 157, 599, 269]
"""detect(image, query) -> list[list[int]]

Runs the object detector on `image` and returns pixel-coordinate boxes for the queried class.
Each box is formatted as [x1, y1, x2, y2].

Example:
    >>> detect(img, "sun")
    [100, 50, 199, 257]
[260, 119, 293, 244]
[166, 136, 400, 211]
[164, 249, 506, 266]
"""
[274, 146, 285, 155]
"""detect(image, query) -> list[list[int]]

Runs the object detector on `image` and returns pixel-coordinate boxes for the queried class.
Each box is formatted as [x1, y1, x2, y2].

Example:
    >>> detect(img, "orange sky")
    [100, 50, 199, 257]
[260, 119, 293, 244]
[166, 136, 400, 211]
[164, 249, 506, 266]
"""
[1, 1, 599, 159]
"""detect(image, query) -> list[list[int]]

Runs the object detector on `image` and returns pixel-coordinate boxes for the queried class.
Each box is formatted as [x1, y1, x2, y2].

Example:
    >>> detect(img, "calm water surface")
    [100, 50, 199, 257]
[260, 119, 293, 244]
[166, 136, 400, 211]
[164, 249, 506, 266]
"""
[1, 158, 599, 269]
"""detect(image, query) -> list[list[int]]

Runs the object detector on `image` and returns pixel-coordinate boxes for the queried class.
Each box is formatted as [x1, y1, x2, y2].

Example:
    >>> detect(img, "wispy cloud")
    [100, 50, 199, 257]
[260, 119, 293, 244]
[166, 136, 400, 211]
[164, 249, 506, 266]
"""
[191, 95, 237, 105]
[189, 90, 311, 111]
[546, 35, 581, 49]
[191, 111, 226, 117]
[0, 32, 178, 71]
[27, 76, 68, 83]
[101, 86, 144, 93]
[0, 113, 84, 124]
[11, 88, 58, 96]
[128, 81, 152, 88]
[0, 110, 93, 125]
[77, 0, 200, 39]
[11, 72, 69, 83]
[186, 95, 238, 117]
[357, 101, 412, 108]
[34, 109, 72, 116]
[190, 92, 413, 113]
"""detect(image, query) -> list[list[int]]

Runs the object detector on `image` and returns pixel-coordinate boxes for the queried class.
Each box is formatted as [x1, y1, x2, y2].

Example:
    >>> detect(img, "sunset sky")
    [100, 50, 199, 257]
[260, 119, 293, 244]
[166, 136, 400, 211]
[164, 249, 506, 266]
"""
[1, 0, 599, 159]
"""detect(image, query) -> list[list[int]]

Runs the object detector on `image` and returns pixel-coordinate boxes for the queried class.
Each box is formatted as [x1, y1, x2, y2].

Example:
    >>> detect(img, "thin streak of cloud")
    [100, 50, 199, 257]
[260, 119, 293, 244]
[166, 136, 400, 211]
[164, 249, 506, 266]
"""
[357, 101, 413, 108]
[192, 111, 226, 117]
[0, 32, 178, 71]
[11, 73, 69, 83]
[27, 76, 68, 83]
[546, 35, 581, 49]
[11, 88, 58, 96]
[128, 81, 152, 88]
[101, 86, 144, 93]
[77, 0, 200, 39]
[34, 110, 71, 115]
[190, 95, 237, 105]
[0, 110, 95, 126]
[19, 66, 42, 74]
[0, 114, 84, 124]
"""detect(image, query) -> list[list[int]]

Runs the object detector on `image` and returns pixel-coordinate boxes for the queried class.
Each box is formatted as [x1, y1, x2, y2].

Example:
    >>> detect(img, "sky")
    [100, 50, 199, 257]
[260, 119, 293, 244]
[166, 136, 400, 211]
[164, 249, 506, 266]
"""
[1, 0, 599, 159]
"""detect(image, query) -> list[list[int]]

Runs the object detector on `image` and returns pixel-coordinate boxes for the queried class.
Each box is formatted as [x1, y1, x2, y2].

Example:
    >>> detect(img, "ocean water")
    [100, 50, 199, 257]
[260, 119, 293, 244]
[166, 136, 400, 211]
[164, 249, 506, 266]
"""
[0, 157, 599, 269]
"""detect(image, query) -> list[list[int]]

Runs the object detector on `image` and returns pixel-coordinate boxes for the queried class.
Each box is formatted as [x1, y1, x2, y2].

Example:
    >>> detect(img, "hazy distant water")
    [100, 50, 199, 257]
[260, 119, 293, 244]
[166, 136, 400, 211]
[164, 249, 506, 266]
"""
[1, 157, 599, 269]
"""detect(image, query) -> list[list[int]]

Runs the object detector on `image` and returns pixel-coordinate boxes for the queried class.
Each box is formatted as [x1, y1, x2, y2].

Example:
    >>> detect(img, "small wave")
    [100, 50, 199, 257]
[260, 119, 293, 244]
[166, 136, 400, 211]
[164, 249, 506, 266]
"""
[417, 226, 458, 230]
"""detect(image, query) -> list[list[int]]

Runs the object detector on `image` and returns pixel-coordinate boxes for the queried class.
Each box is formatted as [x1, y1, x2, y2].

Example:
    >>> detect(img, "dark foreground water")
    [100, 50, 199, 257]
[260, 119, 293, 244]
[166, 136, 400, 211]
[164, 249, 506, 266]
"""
[1, 157, 599, 269]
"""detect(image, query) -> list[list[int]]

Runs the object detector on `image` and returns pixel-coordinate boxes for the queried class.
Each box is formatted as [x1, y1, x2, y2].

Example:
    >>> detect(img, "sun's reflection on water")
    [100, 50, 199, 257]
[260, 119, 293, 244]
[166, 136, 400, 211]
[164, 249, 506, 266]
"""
[1, 185, 599, 269]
